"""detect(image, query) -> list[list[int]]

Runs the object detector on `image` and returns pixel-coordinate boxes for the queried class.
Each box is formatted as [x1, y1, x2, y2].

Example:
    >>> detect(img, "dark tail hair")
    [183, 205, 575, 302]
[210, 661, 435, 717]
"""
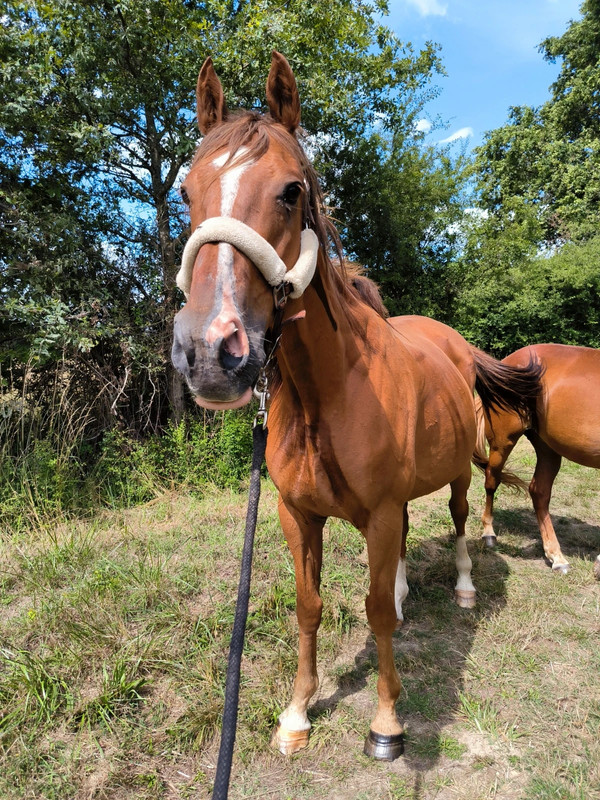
[473, 348, 544, 422]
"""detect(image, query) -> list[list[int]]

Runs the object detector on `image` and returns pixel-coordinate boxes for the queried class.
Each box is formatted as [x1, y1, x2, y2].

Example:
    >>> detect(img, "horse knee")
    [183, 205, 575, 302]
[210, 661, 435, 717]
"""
[296, 594, 323, 634]
[365, 590, 397, 635]
[529, 479, 551, 508]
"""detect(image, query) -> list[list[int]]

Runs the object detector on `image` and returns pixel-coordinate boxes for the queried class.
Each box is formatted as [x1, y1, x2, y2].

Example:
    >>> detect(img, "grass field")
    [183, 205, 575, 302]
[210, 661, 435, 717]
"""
[1, 440, 599, 799]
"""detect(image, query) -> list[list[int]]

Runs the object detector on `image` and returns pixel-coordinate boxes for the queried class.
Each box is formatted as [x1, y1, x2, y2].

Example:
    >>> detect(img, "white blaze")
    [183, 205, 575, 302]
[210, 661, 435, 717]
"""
[214, 150, 252, 278]
[205, 150, 253, 342]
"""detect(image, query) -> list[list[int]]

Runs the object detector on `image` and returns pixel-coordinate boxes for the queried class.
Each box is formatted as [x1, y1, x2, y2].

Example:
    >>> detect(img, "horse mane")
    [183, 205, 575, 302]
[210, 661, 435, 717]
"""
[194, 111, 388, 322]
[345, 264, 390, 318]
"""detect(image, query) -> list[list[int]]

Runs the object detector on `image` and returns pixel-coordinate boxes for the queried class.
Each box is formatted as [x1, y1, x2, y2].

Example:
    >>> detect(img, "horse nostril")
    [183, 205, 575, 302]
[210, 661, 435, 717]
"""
[172, 335, 194, 377]
[185, 346, 196, 369]
[219, 329, 247, 372]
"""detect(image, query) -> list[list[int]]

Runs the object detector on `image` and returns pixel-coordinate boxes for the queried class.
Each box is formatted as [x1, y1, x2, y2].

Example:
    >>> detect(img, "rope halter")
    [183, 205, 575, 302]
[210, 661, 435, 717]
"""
[176, 216, 319, 301]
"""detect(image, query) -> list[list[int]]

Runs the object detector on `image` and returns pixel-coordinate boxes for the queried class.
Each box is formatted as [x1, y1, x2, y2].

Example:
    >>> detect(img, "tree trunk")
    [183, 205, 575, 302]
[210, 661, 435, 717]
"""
[157, 204, 185, 425]
[146, 105, 186, 424]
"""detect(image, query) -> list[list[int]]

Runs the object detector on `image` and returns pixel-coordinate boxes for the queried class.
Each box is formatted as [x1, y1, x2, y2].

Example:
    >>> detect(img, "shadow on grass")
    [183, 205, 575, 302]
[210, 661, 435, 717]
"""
[306, 535, 511, 794]
[492, 507, 600, 568]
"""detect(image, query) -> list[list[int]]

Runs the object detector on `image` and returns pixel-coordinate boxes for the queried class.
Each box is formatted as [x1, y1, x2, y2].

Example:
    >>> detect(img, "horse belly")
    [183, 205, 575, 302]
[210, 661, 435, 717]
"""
[408, 377, 476, 500]
[541, 390, 600, 468]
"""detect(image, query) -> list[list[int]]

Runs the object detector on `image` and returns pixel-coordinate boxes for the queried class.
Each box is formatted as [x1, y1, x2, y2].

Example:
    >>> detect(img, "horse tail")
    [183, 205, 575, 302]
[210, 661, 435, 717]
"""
[471, 394, 529, 493]
[472, 347, 544, 422]
[471, 396, 489, 473]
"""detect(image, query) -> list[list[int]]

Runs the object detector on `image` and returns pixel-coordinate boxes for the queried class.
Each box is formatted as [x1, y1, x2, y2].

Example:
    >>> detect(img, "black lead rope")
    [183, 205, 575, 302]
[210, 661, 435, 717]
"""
[211, 421, 267, 800]
[210, 289, 289, 800]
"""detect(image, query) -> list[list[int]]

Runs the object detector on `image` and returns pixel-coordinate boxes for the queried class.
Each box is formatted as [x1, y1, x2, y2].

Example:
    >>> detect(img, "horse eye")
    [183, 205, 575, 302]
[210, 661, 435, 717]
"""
[282, 182, 302, 207]
[180, 186, 190, 205]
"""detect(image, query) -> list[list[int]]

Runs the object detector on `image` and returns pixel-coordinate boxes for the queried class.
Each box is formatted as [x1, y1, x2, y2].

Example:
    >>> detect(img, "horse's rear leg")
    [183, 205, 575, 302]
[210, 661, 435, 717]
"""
[481, 439, 518, 547]
[526, 431, 569, 573]
[450, 465, 476, 608]
[271, 498, 325, 755]
[363, 504, 405, 761]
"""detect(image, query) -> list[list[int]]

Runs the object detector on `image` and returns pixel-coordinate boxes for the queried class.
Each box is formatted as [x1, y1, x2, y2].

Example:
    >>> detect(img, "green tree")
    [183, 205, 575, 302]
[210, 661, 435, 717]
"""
[1, 0, 449, 429]
[448, 1, 600, 354]
[322, 131, 470, 318]
[473, 0, 600, 245]
[451, 206, 600, 356]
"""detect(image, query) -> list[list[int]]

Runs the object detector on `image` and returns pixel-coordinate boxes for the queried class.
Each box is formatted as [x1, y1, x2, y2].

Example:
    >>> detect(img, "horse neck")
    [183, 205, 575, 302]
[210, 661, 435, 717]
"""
[275, 258, 365, 418]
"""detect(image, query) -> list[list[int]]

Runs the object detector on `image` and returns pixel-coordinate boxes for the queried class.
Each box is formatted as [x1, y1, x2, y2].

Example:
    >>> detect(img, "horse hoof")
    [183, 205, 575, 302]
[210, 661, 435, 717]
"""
[270, 722, 310, 755]
[455, 589, 476, 608]
[363, 729, 404, 761]
[552, 563, 570, 575]
[481, 535, 497, 548]
[395, 617, 404, 630]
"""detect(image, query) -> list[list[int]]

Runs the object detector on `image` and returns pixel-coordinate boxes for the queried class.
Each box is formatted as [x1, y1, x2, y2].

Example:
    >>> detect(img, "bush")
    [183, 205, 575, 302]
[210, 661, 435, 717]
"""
[0, 386, 257, 531]
[93, 409, 255, 506]
[452, 226, 600, 356]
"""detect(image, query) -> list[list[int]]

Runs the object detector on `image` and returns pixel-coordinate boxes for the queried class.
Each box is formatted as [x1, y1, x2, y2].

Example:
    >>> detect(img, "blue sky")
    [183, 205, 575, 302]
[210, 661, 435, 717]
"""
[385, 0, 583, 149]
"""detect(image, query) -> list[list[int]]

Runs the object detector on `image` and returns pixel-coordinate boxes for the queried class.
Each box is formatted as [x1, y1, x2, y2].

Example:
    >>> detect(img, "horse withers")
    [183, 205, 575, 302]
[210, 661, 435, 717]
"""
[478, 343, 600, 579]
[172, 52, 544, 760]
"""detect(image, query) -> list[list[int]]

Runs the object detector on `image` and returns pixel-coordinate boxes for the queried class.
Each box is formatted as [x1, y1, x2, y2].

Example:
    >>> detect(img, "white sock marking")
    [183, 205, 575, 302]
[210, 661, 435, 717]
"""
[395, 558, 408, 621]
[455, 535, 475, 593]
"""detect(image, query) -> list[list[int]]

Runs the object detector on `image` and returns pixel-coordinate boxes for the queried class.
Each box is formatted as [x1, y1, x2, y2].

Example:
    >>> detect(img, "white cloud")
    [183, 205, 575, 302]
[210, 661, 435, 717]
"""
[406, 0, 448, 17]
[438, 126, 474, 143]
[415, 118, 433, 133]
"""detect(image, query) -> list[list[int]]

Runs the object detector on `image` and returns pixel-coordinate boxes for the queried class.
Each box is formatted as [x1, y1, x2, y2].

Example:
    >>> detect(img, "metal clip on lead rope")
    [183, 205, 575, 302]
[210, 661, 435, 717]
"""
[253, 369, 270, 429]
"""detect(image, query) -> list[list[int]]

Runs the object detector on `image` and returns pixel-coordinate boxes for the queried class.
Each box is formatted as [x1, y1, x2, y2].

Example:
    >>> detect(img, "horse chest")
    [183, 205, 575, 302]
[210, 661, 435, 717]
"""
[266, 416, 413, 525]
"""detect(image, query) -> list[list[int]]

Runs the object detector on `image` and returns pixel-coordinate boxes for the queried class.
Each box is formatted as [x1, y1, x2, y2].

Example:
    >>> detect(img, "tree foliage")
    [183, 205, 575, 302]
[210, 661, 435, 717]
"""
[323, 132, 469, 318]
[473, 0, 600, 246]
[1, 0, 451, 435]
[452, 211, 600, 357]
[448, 1, 600, 354]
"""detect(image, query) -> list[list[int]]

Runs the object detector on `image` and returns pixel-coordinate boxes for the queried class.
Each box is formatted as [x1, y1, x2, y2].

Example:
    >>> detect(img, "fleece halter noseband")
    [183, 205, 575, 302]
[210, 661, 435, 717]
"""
[176, 216, 319, 302]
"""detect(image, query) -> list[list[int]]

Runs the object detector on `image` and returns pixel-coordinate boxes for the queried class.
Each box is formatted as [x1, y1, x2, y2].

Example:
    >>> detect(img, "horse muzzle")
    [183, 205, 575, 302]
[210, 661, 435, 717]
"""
[171, 309, 264, 408]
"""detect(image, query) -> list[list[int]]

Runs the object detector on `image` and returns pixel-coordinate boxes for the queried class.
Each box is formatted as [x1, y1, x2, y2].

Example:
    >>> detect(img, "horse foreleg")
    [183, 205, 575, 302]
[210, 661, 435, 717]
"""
[362, 506, 405, 761]
[394, 503, 409, 626]
[526, 432, 569, 573]
[481, 439, 517, 547]
[450, 466, 476, 608]
[271, 497, 324, 755]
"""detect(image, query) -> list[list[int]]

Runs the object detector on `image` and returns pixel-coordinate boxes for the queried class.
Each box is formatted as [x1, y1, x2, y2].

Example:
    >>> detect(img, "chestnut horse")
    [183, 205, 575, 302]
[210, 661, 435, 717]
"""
[478, 343, 600, 579]
[171, 52, 543, 760]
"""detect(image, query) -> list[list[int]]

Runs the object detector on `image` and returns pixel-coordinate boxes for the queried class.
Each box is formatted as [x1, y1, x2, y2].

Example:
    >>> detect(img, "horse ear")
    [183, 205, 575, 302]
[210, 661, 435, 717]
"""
[196, 57, 228, 135]
[266, 51, 301, 133]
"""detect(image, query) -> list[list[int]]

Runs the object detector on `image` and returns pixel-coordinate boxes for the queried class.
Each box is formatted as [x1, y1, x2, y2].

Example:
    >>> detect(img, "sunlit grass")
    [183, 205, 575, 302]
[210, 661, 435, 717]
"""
[0, 441, 599, 798]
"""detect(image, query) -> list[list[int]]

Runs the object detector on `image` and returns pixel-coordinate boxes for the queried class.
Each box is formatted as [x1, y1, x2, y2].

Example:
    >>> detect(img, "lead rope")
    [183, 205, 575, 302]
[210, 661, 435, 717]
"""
[211, 292, 287, 800]
[211, 420, 266, 800]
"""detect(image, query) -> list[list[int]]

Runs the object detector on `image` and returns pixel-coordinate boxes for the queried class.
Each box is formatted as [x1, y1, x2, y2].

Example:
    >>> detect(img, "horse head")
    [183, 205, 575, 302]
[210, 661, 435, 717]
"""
[172, 52, 319, 409]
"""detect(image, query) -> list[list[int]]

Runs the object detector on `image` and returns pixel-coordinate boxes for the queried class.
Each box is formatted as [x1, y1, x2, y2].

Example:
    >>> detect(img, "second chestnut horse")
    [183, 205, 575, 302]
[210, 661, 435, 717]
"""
[478, 343, 600, 579]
